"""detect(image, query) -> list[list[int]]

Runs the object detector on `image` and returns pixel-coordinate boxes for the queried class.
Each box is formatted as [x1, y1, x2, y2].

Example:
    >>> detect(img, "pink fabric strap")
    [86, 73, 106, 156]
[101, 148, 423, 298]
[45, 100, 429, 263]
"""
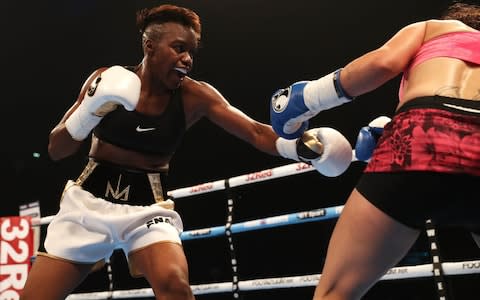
[399, 31, 480, 100]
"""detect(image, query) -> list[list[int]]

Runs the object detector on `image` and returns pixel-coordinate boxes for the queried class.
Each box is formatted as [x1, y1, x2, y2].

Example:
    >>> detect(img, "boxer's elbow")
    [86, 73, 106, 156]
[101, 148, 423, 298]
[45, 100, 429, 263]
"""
[48, 142, 69, 161]
[48, 129, 82, 161]
[372, 48, 407, 76]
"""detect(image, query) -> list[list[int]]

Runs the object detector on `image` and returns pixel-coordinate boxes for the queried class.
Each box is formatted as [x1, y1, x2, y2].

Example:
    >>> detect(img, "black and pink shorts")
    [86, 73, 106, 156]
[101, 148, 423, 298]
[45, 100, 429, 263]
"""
[356, 96, 480, 230]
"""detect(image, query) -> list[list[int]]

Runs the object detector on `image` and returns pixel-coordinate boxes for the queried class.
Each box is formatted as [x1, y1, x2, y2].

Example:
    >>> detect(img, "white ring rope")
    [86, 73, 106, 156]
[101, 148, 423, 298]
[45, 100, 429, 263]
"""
[166, 161, 317, 199]
[34, 158, 479, 299]
[64, 260, 480, 299]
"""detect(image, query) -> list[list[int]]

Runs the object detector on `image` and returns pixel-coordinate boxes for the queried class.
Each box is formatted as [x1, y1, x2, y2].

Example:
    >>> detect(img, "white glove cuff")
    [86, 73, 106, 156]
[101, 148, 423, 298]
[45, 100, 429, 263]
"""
[65, 104, 102, 141]
[368, 116, 391, 127]
[303, 69, 353, 113]
[276, 137, 299, 161]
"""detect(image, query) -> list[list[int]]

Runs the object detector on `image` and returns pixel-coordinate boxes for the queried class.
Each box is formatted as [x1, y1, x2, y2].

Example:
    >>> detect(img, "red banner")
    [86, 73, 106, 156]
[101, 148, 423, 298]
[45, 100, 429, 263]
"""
[0, 216, 33, 299]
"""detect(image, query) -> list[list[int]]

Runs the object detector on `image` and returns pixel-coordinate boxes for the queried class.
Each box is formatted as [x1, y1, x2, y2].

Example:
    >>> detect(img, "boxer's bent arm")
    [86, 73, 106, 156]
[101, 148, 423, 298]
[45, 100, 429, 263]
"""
[64, 66, 140, 141]
[49, 66, 141, 160]
[49, 104, 86, 161]
[48, 69, 105, 161]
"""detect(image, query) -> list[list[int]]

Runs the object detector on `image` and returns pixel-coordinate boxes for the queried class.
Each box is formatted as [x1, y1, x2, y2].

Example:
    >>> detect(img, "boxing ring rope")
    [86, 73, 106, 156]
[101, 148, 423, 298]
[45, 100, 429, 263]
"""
[32, 159, 479, 299]
[63, 260, 480, 299]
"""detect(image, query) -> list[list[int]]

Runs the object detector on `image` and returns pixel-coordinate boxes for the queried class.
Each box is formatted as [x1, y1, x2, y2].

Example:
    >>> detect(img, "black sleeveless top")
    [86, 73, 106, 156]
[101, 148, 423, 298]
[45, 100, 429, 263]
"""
[93, 88, 187, 156]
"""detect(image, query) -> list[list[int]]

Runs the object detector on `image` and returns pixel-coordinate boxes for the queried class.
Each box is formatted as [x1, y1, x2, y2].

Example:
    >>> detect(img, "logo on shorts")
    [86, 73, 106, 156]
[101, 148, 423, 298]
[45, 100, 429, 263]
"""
[105, 174, 130, 201]
[146, 216, 172, 228]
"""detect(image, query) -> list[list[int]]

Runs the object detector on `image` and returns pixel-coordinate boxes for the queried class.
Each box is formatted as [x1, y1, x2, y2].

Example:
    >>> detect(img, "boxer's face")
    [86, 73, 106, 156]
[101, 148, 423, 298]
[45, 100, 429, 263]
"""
[146, 22, 199, 90]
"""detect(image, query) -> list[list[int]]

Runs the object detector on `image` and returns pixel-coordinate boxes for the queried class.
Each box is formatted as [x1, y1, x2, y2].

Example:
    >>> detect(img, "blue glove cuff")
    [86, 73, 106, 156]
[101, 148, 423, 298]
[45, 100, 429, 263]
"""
[333, 69, 355, 101]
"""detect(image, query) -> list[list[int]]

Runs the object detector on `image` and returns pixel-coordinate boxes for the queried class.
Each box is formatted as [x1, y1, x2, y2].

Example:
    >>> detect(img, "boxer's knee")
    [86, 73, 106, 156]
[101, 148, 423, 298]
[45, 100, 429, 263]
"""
[148, 265, 193, 299]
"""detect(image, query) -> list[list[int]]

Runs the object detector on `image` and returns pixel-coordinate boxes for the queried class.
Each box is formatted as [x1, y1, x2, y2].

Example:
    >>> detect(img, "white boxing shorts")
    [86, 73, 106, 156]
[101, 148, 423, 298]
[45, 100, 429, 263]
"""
[41, 180, 183, 271]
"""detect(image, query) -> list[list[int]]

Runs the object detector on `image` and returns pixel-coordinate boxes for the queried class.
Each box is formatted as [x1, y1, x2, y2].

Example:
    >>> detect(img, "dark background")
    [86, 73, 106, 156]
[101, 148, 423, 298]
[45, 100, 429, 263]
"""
[1, 0, 479, 299]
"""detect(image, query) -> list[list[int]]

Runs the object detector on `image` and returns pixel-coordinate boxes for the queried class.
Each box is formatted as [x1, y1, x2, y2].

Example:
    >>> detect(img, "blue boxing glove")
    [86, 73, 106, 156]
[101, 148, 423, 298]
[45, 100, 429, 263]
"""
[270, 69, 354, 139]
[270, 81, 310, 139]
[354, 116, 391, 161]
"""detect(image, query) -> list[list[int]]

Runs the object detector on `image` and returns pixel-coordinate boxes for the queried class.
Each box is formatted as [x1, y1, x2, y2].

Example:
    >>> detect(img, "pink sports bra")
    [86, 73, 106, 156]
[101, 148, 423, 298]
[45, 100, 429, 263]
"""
[399, 31, 480, 100]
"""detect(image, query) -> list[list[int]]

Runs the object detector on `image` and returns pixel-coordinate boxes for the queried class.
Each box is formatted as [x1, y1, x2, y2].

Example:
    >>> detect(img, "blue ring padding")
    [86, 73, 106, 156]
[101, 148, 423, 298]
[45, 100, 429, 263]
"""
[180, 205, 343, 241]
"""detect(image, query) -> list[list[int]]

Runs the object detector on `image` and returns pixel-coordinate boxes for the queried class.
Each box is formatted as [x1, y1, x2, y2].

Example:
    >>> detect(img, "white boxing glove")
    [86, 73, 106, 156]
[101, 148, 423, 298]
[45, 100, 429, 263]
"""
[276, 127, 353, 177]
[65, 65, 141, 141]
